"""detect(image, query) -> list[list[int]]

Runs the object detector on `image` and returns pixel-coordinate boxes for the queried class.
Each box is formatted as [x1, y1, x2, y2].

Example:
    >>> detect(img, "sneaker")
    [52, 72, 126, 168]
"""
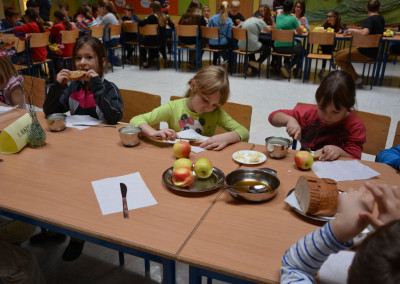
[63, 239, 85, 261]
[280, 67, 289, 79]
[249, 60, 259, 69]
[30, 231, 66, 244]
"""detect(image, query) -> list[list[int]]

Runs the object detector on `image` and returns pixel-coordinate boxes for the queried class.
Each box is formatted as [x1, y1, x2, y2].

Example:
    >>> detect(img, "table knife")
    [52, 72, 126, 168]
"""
[72, 124, 116, 128]
[120, 183, 129, 219]
[300, 139, 312, 153]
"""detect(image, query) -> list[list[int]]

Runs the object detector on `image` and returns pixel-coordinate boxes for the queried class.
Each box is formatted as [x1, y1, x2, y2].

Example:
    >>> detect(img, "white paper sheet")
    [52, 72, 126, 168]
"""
[158, 129, 207, 153]
[0, 105, 18, 114]
[312, 160, 380, 182]
[92, 172, 157, 215]
[319, 251, 355, 284]
[66, 115, 103, 130]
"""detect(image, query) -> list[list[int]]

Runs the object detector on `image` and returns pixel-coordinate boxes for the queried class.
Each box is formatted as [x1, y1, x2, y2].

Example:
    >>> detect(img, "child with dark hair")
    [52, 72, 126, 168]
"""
[294, 0, 309, 31]
[122, 5, 140, 22]
[49, 10, 75, 57]
[0, 7, 23, 32]
[75, 5, 98, 35]
[269, 70, 366, 160]
[59, 3, 73, 22]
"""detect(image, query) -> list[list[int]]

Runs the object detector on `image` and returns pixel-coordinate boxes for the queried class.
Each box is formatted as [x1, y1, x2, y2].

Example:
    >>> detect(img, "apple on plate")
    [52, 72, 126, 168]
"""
[173, 141, 191, 159]
[295, 151, 313, 170]
[173, 158, 193, 170]
[194, 158, 213, 179]
[172, 167, 194, 187]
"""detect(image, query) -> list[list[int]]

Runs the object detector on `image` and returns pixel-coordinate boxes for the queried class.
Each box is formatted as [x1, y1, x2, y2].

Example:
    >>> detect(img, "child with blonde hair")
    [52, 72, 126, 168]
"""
[0, 57, 26, 109]
[130, 65, 249, 150]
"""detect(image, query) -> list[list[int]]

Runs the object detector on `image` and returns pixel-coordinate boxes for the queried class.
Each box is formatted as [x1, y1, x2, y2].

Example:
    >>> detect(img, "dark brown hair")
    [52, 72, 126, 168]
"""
[24, 7, 45, 32]
[367, 0, 381, 12]
[263, 5, 273, 26]
[322, 10, 342, 32]
[54, 10, 72, 30]
[179, 0, 202, 25]
[5, 7, 19, 18]
[348, 220, 400, 283]
[315, 70, 356, 111]
[295, 0, 306, 17]
[283, 0, 294, 13]
[72, 36, 106, 77]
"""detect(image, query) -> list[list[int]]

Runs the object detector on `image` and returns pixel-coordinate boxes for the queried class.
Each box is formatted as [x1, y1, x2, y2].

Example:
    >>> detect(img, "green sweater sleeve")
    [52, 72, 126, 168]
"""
[129, 102, 174, 127]
[217, 108, 249, 142]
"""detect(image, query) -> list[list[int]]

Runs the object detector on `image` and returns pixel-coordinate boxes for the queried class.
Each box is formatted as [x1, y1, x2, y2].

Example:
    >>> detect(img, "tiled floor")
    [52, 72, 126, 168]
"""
[21, 58, 400, 283]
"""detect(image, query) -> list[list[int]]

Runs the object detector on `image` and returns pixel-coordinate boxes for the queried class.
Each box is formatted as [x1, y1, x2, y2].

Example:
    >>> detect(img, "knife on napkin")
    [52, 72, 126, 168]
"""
[120, 183, 129, 218]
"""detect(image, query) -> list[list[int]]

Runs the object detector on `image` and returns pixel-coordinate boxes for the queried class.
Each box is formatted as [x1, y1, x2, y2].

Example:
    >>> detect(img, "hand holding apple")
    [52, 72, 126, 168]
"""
[194, 158, 213, 179]
[295, 151, 313, 170]
[173, 141, 191, 158]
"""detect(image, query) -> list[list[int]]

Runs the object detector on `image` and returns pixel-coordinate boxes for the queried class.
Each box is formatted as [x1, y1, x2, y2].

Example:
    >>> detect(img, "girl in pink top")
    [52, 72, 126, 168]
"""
[0, 57, 26, 109]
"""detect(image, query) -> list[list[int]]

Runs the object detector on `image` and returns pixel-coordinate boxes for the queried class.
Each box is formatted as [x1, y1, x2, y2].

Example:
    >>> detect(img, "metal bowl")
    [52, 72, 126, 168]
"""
[119, 126, 142, 147]
[225, 168, 280, 202]
[46, 113, 67, 132]
[265, 136, 292, 159]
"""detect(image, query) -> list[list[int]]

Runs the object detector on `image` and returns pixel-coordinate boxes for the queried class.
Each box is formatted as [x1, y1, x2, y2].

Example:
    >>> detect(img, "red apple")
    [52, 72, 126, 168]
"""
[172, 167, 194, 187]
[173, 141, 191, 159]
[295, 151, 314, 170]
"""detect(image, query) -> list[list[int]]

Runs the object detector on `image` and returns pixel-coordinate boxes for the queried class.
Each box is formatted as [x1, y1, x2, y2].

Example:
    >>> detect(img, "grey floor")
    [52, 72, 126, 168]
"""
[20, 57, 400, 283]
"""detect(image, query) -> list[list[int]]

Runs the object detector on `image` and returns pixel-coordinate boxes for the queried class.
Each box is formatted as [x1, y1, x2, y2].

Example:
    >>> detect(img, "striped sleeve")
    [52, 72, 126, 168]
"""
[280, 222, 353, 284]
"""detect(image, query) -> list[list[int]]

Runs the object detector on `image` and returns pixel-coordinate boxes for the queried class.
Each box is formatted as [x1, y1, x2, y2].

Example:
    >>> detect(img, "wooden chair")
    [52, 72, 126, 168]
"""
[232, 28, 261, 78]
[175, 25, 200, 71]
[201, 26, 222, 65]
[27, 31, 55, 82]
[119, 89, 161, 129]
[0, 35, 30, 74]
[138, 24, 161, 70]
[169, 96, 252, 135]
[294, 102, 391, 156]
[393, 121, 400, 147]
[57, 29, 80, 69]
[346, 33, 382, 89]
[105, 24, 124, 72]
[267, 29, 296, 81]
[22, 75, 46, 108]
[89, 25, 105, 40]
[303, 31, 335, 83]
[122, 21, 139, 64]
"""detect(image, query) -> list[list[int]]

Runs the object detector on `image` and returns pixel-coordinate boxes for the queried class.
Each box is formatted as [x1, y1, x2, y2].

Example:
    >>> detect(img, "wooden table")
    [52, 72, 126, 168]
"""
[178, 144, 400, 283]
[0, 109, 252, 283]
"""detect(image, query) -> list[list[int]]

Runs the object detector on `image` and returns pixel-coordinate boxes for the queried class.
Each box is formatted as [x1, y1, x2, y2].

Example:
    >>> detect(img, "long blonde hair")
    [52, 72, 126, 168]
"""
[151, 1, 167, 27]
[185, 65, 230, 105]
[0, 57, 18, 87]
[220, 4, 229, 24]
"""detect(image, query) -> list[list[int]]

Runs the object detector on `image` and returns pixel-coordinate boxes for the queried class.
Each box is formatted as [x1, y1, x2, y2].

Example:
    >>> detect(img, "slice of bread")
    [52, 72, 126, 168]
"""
[69, 70, 85, 81]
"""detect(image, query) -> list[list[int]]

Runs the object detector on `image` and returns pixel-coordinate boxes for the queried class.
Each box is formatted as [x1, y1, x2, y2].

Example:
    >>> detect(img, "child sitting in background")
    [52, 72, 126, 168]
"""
[268, 70, 366, 160]
[375, 145, 400, 171]
[130, 65, 249, 151]
[0, 57, 26, 109]
[0, 7, 23, 32]
[49, 10, 75, 58]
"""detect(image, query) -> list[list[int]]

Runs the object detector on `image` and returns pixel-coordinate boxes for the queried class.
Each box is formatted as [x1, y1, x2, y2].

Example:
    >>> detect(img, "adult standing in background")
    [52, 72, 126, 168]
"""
[335, 0, 385, 88]
[228, 0, 245, 27]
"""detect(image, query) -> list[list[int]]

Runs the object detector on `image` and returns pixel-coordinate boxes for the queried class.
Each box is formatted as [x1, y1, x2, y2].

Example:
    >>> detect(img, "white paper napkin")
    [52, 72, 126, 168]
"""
[92, 172, 157, 215]
[66, 115, 104, 130]
[312, 160, 380, 182]
[0, 105, 18, 114]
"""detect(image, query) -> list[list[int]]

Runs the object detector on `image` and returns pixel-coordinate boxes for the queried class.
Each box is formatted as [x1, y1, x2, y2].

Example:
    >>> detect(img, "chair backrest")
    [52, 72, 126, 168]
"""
[232, 28, 248, 41]
[176, 25, 198, 37]
[60, 29, 80, 45]
[122, 21, 138, 33]
[139, 24, 159, 36]
[90, 25, 105, 38]
[308, 31, 335, 46]
[201, 26, 220, 40]
[393, 121, 400, 147]
[22, 75, 46, 108]
[272, 29, 294, 43]
[109, 24, 122, 37]
[170, 96, 252, 135]
[29, 31, 50, 48]
[351, 33, 381, 48]
[296, 102, 390, 156]
[119, 89, 161, 129]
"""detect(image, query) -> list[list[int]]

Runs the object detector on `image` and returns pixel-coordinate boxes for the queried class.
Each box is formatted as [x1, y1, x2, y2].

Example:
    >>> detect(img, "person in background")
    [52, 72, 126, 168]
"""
[130, 65, 249, 150]
[207, 4, 233, 65]
[202, 5, 211, 24]
[269, 70, 366, 160]
[294, 0, 309, 31]
[375, 145, 400, 171]
[59, 3, 74, 23]
[122, 5, 140, 22]
[0, 57, 26, 109]
[319, 10, 342, 79]
[281, 181, 400, 284]
[273, 0, 284, 13]
[75, 5, 98, 36]
[35, 0, 51, 22]
[49, 10, 75, 57]
[335, 0, 385, 88]
[92, 5, 100, 21]
[25, 0, 52, 28]
[97, 1, 120, 61]
[229, 0, 245, 27]
[263, 5, 274, 26]
[0, 8, 23, 32]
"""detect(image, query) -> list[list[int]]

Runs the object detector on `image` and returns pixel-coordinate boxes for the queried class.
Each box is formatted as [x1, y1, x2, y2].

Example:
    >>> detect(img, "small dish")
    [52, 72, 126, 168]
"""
[232, 150, 266, 165]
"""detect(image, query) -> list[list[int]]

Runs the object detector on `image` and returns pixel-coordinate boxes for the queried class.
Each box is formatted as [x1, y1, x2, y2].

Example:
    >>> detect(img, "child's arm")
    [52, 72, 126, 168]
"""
[199, 131, 241, 151]
[375, 145, 400, 170]
[9, 85, 24, 109]
[269, 111, 302, 140]
[137, 123, 178, 141]
[319, 145, 350, 161]
[43, 70, 71, 116]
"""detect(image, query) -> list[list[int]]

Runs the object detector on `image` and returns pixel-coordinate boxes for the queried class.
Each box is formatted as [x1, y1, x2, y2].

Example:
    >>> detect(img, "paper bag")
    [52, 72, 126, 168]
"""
[0, 113, 32, 154]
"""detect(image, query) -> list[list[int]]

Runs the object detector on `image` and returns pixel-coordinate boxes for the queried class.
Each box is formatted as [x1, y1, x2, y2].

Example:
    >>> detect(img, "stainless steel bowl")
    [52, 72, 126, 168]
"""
[225, 168, 280, 202]
[119, 126, 142, 147]
[265, 136, 292, 159]
[46, 113, 67, 132]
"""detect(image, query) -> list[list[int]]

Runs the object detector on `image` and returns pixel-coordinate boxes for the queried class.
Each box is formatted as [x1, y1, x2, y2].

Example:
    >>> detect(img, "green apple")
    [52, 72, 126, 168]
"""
[194, 158, 213, 179]
[173, 158, 193, 170]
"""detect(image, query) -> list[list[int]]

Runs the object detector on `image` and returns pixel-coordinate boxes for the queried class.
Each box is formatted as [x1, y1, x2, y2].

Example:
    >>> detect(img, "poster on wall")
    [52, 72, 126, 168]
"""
[110, 0, 179, 15]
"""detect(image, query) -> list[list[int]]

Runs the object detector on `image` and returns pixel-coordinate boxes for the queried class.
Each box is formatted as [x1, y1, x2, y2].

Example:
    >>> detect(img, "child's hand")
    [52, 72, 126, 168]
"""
[300, 17, 306, 26]
[359, 182, 400, 228]
[286, 117, 301, 139]
[199, 132, 239, 151]
[152, 129, 178, 141]
[84, 69, 99, 81]
[56, 69, 71, 85]
[319, 145, 343, 161]
[331, 186, 374, 243]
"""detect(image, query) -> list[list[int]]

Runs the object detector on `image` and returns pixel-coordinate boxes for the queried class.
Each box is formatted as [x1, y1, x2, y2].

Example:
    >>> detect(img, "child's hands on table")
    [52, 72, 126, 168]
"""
[319, 145, 344, 161]
[152, 128, 178, 141]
